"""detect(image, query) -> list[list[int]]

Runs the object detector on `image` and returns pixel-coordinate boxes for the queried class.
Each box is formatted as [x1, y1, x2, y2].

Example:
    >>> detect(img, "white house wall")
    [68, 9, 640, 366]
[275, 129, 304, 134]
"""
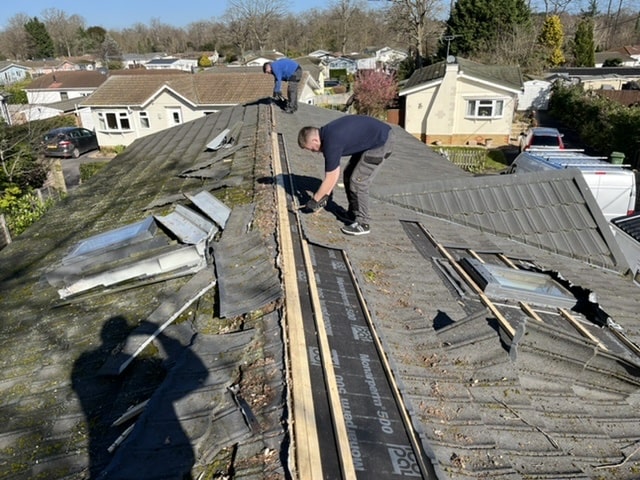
[92, 90, 205, 147]
[26, 89, 94, 104]
[403, 63, 517, 146]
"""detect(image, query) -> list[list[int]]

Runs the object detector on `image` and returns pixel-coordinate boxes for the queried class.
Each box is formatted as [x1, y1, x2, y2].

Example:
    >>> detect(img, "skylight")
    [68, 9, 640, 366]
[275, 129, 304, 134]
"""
[460, 258, 576, 308]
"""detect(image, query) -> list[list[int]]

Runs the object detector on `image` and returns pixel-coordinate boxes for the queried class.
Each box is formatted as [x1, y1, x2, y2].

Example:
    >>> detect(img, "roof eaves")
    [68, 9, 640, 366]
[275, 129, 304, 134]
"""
[398, 78, 442, 96]
[141, 84, 198, 109]
[458, 73, 523, 94]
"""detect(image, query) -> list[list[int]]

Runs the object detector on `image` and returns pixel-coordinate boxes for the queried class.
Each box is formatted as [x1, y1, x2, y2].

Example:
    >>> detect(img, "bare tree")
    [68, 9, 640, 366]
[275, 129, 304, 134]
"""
[385, 0, 447, 64]
[0, 14, 31, 60]
[225, 0, 286, 53]
[328, 0, 364, 54]
[41, 8, 86, 57]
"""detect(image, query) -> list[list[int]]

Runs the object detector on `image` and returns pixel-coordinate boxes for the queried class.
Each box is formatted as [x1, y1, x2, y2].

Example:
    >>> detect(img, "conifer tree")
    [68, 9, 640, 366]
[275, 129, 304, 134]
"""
[439, 0, 532, 59]
[572, 17, 595, 67]
[538, 15, 565, 67]
[24, 17, 54, 59]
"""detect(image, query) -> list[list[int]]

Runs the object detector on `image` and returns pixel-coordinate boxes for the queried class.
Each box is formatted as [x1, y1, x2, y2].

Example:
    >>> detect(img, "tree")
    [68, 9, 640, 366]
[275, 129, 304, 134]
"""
[538, 15, 565, 67]
[77, 26, 107, 55]
[0, 14, 31, 60]
[327, 0, 363, 55]
[41, 8, 86, 57]
[352, 70, 397, 118]
[439, 0, 532, 59]
[385, 0, 445, 67]
[198, 53, 213, 68]
[24, 17, 54, 59]
[100, 34, 122, 69]
[572, 17, 595, 67]
[225, 0, 286, 54]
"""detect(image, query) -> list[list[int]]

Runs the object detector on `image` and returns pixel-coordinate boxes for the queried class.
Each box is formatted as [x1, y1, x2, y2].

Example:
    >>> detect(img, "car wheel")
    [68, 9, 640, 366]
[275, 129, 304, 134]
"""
[72, 147, 80, 158]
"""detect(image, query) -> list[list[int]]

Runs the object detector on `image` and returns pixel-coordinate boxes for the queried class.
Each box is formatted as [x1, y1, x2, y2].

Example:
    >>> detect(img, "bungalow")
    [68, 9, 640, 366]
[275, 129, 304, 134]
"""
[145, 57, 198, 72]
[24, 70, 108, 104]
[323, 57, 358, 81]
[375, 47, 408, 67]
[0, 62, 31, 85]
[546, 66, 640, 90]
[399, 56, 523, 146]
[121, 53, 167, 70]
[81, 68, 320, 147]
[595, 50, 638, 68]
[17, 58, 78, 76]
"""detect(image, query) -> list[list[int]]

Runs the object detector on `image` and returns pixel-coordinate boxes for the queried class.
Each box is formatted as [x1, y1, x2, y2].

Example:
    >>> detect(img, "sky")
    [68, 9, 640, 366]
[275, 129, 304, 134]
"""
[0, 0, 335, 30]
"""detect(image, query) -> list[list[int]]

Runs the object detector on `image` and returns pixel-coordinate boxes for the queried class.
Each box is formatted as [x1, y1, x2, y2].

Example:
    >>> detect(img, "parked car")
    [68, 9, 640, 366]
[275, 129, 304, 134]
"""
[519, 126, 564, 152]
[42, 127, 99, 158]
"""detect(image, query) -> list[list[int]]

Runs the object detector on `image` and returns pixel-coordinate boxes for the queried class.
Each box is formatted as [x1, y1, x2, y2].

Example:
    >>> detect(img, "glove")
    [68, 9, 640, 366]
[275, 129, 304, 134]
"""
[305, 195, 328, 212]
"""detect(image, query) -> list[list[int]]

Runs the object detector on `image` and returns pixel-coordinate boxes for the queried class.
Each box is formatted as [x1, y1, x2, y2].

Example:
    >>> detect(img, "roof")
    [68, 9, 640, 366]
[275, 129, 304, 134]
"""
[1, 102, 640, 478]
[0, 61, 30, 72]
[548, 66, 640, 77]
[82, 70, 295, 107]
[403, 57, 523, 92]
[25, 70, 108, 90]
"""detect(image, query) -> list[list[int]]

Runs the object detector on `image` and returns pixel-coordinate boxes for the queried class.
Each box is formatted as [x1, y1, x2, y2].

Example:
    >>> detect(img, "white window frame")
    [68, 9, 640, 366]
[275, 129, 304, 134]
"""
[466, 99, 504, 119]
[97, 111, 133, 132]
[167, 107, 182, 126]
[139, 111, 150, 129]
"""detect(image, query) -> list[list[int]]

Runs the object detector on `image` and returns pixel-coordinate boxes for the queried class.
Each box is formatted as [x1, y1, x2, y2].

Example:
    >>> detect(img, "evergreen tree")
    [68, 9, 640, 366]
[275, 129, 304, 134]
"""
[538, 15, 565, 67]
[572, 18, 595, 67]
[439, 0, 532, 59]
[24, 17, 54, 59]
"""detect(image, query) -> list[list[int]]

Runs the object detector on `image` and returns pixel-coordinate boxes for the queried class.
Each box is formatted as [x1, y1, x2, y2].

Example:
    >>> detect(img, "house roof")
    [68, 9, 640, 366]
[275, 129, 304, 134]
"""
[548, 66, 640, 78]
[25, 70, 108, 90]
[402, 57, 523, 93]
[82, 70, 296, 107]
[1, 102, 640, 478]
[595, 51, 636, 63]
[0, 61, 30, 72]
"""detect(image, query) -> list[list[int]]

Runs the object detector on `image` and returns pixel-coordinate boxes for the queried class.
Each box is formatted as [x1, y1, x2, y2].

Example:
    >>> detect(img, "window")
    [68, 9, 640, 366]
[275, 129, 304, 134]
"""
[139, 111, 150, 129]
[167, 107, 182, 126]
[60, 92, 68, 100]
[466, 99, 504, 119]
[460, 258, 575, 308]
[97, 111, 132, 131]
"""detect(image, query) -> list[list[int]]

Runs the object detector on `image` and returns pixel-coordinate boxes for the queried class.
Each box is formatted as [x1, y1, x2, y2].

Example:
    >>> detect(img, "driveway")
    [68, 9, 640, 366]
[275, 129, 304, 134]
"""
[58, 151, 114, 189]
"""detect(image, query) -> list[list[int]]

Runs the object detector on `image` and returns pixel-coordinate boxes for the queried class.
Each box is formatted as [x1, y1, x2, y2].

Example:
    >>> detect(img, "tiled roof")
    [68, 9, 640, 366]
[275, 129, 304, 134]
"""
[25, 70, 108, 89]
[82, 71, 277, 107]
[403, 57, 523, 91]
[374, 169, 628, 271]
[2, 101, 640, 479]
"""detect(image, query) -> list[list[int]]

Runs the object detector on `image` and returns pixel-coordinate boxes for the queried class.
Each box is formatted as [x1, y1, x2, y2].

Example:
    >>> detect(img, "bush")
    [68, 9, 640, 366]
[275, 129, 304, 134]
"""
[549, 82, 640, 161]
[0, 186, 54, 236]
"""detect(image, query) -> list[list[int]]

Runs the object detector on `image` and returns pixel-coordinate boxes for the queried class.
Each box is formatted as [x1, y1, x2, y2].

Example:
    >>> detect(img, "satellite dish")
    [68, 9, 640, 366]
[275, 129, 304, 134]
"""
[446, 55, 456, 64]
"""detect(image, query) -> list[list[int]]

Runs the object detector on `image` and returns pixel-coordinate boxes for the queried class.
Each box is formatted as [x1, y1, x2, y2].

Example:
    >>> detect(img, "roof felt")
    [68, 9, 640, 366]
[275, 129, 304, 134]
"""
[2, 100, 640, 479]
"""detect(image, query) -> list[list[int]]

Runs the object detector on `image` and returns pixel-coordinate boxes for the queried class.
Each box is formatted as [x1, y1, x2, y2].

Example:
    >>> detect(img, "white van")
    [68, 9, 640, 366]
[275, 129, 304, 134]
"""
[508, 149, 636, 221]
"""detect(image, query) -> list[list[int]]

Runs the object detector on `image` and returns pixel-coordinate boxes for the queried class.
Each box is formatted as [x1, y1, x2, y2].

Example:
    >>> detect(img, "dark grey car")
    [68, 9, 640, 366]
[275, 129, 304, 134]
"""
[43, 127, 99, 158]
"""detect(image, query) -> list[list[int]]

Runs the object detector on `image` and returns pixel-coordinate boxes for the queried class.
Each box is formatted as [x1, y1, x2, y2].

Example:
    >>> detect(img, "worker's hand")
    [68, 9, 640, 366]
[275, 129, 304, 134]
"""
[304, 195, 328, 213]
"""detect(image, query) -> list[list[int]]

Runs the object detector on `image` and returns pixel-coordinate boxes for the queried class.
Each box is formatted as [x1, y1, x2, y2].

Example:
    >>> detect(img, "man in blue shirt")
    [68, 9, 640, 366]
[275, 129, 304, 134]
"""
[263, 58, 302, 113]
[297, 115, 394, 235]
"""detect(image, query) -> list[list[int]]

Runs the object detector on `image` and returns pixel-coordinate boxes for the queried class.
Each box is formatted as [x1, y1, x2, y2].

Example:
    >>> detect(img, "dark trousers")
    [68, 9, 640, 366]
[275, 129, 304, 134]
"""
[343, 130, 394, 225]
[286, 67, 302, 109]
